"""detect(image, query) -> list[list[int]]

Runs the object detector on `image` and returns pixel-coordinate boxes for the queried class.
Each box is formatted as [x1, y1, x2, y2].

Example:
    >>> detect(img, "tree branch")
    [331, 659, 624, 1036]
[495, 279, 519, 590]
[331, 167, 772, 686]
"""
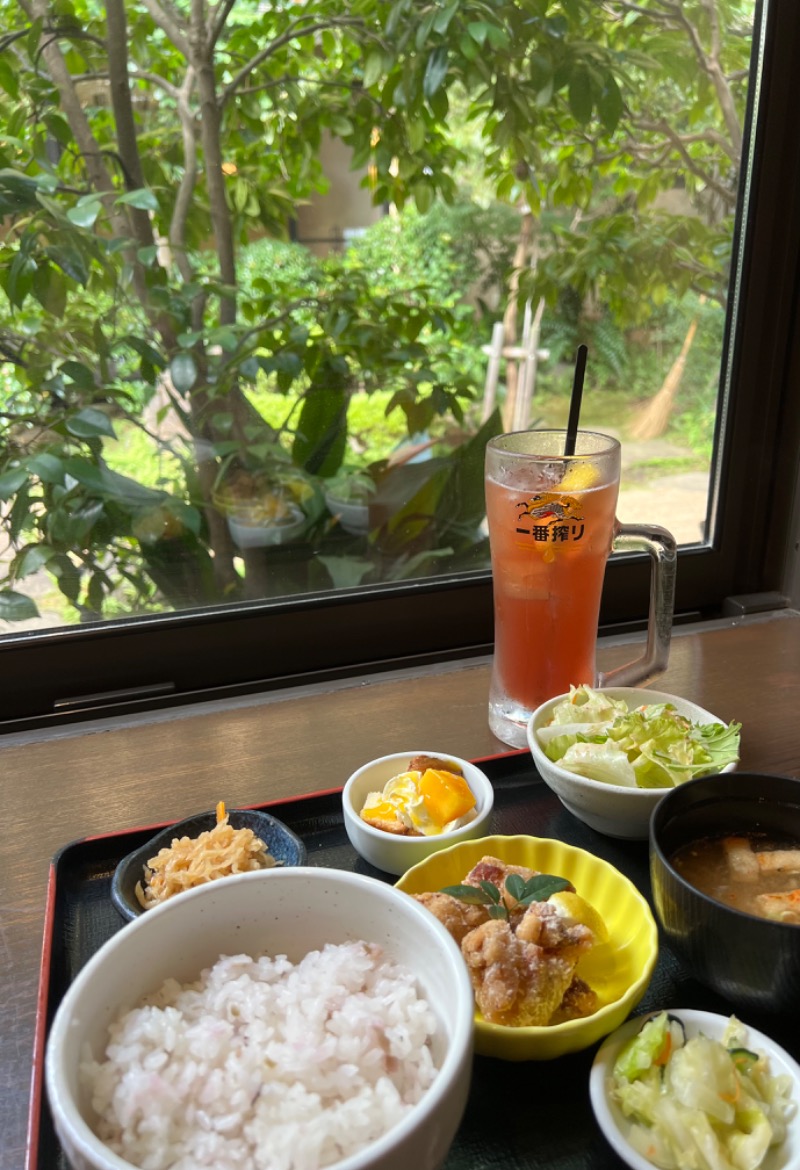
[632, 116, 735, 205]
[672, 0, 742, 154]
[607, 0, 744, 159]
[169, 68, 201, 293]
[105, 0, 156, 249]
[18, 0, 131, 238]
[633, 118, 739, 164]
[188, 0, 235, 327]
[235, 73, 384, 113]
[220, 16, 366, 106]
[223, 298, 320, 353]
[207, 0, 236, 48]
[131, 70, 182, 100]
[140, 0, 191, 59]
[125, 66, 198, 298]
[608, 0, 672, 19]
[696, 0, 743, 154]
[592, 140, 675, 170]
[673, 262, 727, 308]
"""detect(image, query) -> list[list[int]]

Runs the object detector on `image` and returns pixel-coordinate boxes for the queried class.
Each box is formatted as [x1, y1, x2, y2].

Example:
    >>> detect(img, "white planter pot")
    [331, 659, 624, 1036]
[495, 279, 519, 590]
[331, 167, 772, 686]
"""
[227, 506, 306, 549]
[324, 491, 371, 535]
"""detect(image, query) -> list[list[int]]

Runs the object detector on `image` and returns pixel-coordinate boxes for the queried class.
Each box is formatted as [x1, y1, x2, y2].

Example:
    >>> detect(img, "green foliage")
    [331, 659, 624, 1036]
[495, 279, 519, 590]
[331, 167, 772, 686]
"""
[0, 0, 753, 620]
[293, 360, 350, 476]
[342, 201, 520, 312]
[239, 239, 321, 296]
[518, 0, 753, 317]
[535, 292, 726, 457]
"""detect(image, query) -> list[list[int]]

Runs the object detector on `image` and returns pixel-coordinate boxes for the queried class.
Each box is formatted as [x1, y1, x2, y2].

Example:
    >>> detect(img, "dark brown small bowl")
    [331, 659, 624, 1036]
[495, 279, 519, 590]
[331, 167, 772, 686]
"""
[650, 771, 800, 1014]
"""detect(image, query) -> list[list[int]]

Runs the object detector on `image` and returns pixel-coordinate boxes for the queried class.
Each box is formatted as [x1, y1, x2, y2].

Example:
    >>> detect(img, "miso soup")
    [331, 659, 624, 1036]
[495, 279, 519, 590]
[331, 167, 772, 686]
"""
[671, 832, 800, 923]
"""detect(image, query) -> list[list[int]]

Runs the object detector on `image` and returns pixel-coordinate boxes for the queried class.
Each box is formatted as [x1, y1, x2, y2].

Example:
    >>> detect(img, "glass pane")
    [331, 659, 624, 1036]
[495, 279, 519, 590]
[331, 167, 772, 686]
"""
[0, 0, 755, 638]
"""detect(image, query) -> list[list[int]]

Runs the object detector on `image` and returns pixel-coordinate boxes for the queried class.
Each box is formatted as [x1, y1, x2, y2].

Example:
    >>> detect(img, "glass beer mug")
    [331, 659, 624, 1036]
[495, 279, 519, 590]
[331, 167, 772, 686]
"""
[485, 430, 677, 748]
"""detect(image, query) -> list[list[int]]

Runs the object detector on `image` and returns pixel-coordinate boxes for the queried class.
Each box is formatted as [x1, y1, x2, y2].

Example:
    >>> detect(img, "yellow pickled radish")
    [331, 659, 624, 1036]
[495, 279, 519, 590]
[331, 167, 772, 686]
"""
[548, 890, 609, 942]
[418, 768, 476, 827]
[559, 461, 601, 492]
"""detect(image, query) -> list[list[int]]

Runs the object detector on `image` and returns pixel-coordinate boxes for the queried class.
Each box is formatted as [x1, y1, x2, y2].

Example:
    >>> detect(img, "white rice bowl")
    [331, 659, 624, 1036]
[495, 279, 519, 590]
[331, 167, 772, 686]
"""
[46, 868, 474, 1170]
[84, 943, 439, 1169]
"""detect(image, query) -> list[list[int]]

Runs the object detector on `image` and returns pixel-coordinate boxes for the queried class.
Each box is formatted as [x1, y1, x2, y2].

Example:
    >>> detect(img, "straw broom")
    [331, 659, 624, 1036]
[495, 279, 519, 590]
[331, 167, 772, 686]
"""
[630, 296, 705, 441]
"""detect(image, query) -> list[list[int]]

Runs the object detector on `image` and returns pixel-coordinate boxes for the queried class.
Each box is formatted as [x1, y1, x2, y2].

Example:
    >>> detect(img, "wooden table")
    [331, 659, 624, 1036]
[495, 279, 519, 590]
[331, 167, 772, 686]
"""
[3, 610, 800, 1170]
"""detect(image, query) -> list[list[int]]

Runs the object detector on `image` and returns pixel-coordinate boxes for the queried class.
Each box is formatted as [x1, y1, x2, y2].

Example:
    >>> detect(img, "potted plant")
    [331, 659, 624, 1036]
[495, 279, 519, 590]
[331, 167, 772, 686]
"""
[323, 469, 378, 536]
[213, 468, 309, 549]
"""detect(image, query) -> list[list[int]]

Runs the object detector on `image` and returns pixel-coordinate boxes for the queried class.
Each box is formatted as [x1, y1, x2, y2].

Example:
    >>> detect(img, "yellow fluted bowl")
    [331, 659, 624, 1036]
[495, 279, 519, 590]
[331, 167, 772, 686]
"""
[395, 834, 658, 1061]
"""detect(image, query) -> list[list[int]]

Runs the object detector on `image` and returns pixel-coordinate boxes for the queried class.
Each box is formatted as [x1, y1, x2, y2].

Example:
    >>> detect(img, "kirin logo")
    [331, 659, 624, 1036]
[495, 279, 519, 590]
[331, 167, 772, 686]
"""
[516, 492, 584, 526]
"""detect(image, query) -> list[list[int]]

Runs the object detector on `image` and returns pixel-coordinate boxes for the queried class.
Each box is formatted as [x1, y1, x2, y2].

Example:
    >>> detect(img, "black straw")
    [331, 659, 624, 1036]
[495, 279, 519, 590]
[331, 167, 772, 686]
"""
[564, 344, 588, 456]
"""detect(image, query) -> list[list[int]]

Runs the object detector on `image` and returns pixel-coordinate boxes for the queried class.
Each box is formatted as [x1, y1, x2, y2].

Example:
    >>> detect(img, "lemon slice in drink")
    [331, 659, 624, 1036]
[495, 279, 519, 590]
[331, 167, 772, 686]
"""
[559, 462, 601, 492]
[549, 891, 609, 942]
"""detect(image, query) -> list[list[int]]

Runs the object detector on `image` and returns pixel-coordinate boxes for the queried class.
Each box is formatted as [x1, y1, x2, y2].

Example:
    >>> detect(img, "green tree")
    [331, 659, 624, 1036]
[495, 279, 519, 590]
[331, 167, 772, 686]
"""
[519, 0, 753, 321]
[0, 0, 752, 621]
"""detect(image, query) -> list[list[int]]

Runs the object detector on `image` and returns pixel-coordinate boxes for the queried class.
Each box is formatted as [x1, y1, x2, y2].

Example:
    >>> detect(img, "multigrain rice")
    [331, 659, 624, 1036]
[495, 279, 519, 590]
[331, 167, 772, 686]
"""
[81, 941, 440, 1170]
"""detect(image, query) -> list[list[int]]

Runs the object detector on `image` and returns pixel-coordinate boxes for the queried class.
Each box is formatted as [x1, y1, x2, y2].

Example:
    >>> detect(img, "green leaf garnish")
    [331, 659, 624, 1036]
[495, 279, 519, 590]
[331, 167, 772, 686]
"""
[478, 879, 502, 903]
[440, 883, 497, 905]
[441, 872, 571, 920]
[506, 873, 571, 904]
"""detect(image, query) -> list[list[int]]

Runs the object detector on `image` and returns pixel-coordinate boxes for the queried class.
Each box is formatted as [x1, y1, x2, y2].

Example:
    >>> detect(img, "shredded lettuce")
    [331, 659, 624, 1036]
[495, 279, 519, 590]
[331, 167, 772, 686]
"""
[535, 720, 613, 746]
[547, 685, 629, 726]
[538, 685, 740, 789]
[555, 742, 638, 787]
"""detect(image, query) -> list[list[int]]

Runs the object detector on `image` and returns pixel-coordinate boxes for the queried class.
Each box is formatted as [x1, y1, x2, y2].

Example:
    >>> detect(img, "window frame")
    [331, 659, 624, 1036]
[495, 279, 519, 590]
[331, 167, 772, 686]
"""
[2, 0, 798, 731]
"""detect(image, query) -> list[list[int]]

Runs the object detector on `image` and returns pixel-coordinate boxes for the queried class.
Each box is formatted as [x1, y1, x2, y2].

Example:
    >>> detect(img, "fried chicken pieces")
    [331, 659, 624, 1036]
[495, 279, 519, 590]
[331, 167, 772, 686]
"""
[414, 856, 600, 1027]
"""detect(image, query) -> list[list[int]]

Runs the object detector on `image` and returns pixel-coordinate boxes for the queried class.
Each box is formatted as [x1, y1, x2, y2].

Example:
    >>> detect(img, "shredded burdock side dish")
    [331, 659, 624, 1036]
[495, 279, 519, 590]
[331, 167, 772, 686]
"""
[135, 801, 278, 910]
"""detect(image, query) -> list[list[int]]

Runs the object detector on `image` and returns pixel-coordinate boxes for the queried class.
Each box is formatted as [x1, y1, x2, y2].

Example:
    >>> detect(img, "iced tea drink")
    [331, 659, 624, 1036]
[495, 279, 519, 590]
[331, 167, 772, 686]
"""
[485, 431, 676, 747]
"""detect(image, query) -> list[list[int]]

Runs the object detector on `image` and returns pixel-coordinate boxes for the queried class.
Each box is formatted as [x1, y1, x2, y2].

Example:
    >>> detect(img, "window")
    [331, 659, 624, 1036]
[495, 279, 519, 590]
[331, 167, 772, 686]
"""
[0, 0, 798, 729]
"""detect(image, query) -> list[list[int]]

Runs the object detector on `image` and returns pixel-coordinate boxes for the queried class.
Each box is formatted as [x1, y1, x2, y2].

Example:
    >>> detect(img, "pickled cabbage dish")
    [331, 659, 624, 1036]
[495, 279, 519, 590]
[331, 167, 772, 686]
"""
[610, 1012, 796, 1170]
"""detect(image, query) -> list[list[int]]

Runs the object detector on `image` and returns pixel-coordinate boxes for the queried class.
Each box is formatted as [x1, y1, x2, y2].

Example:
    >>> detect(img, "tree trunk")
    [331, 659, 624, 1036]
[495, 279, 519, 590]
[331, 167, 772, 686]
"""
[501, 206, 533, 432]
[22, 0, 132, 246]
[190, 6, 237, 321]
[106, 0, 156, 250]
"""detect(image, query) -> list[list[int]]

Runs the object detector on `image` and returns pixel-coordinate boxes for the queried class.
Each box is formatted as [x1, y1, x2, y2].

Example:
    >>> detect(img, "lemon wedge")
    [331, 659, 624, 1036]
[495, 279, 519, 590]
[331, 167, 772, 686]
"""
[559, 462, 601, 492]
[549, 890, 609, 942]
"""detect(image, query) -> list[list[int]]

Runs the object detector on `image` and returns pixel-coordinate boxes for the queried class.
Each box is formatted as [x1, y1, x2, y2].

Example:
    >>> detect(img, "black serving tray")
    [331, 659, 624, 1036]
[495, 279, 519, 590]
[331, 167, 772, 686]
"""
[29, 752, 797, 1170]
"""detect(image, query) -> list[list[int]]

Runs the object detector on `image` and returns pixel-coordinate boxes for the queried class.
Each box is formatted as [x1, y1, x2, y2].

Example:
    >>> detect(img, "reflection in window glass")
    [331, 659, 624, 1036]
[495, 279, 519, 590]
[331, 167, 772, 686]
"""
[0, 0, 754, 634]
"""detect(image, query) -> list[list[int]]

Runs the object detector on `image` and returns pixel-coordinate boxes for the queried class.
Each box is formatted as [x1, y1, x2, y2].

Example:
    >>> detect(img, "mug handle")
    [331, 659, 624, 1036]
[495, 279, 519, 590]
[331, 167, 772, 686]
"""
[597, 522, 677, 689]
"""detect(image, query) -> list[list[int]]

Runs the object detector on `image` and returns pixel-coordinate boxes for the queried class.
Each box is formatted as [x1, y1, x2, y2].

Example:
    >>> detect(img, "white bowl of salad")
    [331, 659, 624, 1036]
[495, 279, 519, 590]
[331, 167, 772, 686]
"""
[526, 686, 740, 840]
[590, 1009, 800, 1170]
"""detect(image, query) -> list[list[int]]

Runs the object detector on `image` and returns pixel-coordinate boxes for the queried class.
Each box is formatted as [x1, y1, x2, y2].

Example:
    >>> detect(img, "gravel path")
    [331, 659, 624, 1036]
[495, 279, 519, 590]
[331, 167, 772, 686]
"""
[618, 472, 708, 545]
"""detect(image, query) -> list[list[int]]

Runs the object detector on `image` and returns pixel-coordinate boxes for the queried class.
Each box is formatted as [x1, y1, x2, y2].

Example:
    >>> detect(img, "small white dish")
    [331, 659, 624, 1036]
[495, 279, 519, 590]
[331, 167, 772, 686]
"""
[527, 687, 738, 840]
[590, 1008, 800, 1170]
[342, 751, 494, 876]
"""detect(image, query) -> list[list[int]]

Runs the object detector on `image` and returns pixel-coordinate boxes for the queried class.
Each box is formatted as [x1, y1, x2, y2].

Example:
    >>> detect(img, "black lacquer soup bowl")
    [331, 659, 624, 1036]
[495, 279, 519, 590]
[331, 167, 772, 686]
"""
[650, 771, 800, 1014]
